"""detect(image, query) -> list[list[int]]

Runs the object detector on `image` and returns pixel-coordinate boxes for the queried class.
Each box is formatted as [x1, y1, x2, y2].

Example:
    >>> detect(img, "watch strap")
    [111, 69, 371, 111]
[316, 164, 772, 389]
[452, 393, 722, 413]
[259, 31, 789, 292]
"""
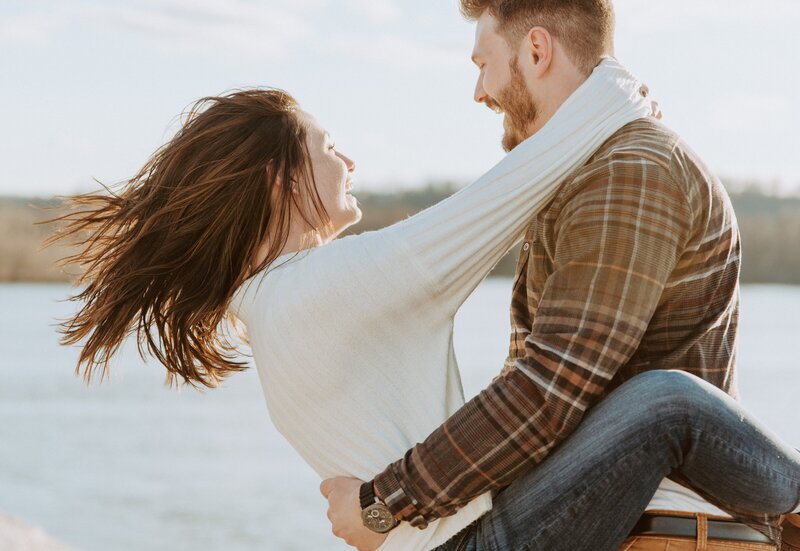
[360, 481, 378, 510]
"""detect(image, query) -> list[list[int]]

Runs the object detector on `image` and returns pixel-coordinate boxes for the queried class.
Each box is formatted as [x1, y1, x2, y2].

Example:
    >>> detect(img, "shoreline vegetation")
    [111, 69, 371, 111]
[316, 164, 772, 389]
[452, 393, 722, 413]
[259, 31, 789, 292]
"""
[2, 181, 799, 284]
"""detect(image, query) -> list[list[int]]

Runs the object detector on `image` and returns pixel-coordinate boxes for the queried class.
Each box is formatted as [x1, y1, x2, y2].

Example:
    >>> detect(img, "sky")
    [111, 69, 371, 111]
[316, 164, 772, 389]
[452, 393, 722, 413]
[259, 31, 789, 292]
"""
[1, 0, 799, 197]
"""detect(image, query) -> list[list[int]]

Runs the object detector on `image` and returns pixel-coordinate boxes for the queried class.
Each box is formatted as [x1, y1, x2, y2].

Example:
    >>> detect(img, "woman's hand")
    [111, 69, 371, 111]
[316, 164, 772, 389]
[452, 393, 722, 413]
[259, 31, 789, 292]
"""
[320, 477, 389, 551]
[639, 84, 663, 120]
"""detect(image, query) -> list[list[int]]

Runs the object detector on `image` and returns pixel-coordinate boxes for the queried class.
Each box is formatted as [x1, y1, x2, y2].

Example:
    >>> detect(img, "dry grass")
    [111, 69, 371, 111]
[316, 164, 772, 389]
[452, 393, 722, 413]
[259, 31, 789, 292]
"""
[2, 186, 799, 284]
[0, 198, 77, 282]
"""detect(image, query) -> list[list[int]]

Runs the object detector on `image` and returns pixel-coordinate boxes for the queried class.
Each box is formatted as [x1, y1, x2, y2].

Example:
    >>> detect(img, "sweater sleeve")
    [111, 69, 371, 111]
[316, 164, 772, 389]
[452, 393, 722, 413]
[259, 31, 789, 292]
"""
[380, 59, 652, 313]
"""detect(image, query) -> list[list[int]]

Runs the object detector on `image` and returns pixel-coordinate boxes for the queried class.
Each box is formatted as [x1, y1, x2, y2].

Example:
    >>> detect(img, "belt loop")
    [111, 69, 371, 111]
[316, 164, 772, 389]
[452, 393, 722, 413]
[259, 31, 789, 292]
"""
[696, 513, 708, 551]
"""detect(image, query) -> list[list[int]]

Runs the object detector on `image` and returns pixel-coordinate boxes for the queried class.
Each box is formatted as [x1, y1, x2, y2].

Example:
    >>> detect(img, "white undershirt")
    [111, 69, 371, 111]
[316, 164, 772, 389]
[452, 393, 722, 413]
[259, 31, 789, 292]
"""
[647, 479, 731, 517]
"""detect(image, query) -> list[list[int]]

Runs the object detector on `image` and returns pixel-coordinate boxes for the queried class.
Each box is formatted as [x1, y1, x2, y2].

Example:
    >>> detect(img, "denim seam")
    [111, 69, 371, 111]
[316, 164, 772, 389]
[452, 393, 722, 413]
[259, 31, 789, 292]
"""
[510, 419, 769, 550]
[515, 445, 660, 551]
[480, 409, 795, 550]
[695, 430, 800, 486]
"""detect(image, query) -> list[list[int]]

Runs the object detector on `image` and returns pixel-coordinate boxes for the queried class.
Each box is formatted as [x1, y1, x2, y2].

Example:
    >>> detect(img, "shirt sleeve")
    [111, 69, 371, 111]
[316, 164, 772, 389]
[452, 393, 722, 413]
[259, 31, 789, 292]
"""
[372, 152, 693, 528]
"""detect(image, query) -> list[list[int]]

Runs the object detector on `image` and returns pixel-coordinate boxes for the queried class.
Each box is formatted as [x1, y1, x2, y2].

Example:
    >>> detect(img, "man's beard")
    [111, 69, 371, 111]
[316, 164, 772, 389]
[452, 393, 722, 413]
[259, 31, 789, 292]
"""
[486, 56, 538, 152]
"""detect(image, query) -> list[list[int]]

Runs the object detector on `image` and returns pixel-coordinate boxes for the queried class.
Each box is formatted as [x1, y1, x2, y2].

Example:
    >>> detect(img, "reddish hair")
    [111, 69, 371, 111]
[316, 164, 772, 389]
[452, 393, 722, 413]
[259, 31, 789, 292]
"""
[460, 0, 615, 74]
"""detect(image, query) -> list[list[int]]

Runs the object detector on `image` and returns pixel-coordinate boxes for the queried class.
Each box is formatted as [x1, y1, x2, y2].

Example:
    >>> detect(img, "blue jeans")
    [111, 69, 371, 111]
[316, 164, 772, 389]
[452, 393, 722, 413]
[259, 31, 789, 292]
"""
[432, 370, 800, 551]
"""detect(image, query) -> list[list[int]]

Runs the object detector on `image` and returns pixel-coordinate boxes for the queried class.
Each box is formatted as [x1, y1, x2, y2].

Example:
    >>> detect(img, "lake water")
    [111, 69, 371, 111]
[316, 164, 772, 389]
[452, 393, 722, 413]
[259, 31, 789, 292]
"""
[1, 281, 798, 551]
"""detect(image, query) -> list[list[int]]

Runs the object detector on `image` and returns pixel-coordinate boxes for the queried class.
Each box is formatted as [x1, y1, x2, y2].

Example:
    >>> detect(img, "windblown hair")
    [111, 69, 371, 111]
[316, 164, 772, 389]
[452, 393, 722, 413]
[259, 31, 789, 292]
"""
[460, 0, 615, 75]
[48, 89, 328, 389]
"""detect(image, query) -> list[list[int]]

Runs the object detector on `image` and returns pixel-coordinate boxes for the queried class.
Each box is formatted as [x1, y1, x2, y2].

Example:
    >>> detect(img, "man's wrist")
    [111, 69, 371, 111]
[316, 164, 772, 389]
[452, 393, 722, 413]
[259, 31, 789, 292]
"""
[374, 468, 430, 529]
[360, 479, 399, 534]
[371, 479, 385, 502]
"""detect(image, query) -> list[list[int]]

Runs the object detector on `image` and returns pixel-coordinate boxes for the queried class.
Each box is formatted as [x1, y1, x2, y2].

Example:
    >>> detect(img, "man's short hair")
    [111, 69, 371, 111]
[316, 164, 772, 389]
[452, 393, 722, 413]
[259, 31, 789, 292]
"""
[461, 0, 615, 75]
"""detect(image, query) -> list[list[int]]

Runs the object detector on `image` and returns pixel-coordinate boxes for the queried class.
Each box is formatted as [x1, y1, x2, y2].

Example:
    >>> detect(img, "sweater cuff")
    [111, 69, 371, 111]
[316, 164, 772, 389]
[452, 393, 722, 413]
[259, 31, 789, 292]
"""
[373, 466, 431, 530]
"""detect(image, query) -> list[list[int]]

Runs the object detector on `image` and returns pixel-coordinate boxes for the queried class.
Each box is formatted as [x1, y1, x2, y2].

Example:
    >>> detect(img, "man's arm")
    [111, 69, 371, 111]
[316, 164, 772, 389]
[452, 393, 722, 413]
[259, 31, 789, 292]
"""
[372, 153, 693, 528]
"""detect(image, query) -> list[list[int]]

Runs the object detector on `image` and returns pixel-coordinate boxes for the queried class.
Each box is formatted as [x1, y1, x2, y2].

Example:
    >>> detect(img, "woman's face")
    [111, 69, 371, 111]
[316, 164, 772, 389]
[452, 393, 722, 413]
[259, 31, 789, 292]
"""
[299, 110, 361, 238]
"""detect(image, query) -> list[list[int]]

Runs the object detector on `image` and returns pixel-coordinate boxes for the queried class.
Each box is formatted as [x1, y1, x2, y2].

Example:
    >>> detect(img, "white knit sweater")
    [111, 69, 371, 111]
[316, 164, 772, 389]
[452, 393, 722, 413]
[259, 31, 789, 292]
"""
[229, 59, 652, 551]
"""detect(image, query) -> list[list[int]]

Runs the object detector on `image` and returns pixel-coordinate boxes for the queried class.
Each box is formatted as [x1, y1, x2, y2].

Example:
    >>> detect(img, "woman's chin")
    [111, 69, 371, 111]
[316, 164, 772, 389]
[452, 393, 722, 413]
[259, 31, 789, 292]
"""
[346, 194, 361, 215]
[331, 205, 362, 235]
[349, 204, 363, 224]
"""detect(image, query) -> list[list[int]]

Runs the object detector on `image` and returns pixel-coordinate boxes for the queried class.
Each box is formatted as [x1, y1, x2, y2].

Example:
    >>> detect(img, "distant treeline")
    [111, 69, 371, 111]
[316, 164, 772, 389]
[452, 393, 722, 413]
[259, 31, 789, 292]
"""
[2, 182, 800, 284]
[348, 182, 800, 284]
[0, 196, 66, 282]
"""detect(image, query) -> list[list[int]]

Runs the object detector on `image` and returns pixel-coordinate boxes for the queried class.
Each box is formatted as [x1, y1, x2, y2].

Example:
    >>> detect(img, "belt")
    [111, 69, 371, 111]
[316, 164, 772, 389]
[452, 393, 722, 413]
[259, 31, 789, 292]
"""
[630, 513, 773, 544]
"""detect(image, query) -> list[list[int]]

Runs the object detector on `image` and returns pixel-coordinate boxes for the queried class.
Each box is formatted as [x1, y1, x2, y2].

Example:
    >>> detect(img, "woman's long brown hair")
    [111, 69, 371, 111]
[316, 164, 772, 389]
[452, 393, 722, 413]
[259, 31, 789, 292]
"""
[48, 89, 328, 389]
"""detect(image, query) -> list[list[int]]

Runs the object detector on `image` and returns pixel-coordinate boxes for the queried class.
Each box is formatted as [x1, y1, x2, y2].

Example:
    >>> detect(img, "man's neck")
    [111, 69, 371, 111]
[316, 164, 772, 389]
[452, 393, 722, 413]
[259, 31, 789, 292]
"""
[528, 68, 590, 136]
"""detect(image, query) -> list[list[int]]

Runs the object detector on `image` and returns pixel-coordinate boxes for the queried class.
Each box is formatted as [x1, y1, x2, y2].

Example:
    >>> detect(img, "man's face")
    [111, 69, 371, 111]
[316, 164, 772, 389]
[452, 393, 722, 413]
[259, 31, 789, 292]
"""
[472, 12, 539, 152]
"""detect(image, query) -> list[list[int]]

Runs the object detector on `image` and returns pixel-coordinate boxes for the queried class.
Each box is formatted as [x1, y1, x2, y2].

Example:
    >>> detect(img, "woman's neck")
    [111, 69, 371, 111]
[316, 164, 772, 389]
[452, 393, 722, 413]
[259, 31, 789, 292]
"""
[252, 226, 325, 269]
[278, 229, 325, 257]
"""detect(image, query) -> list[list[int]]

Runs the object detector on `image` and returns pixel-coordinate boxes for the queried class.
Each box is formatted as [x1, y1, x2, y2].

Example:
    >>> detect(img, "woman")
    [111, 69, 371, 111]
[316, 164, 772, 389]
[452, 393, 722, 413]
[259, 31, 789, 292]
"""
[52, 59, 800, 551]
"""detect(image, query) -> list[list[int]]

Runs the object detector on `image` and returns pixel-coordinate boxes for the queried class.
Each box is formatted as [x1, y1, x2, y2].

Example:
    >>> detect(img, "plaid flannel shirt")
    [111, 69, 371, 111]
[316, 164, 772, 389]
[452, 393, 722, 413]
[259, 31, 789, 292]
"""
[371, 118, 783, 538]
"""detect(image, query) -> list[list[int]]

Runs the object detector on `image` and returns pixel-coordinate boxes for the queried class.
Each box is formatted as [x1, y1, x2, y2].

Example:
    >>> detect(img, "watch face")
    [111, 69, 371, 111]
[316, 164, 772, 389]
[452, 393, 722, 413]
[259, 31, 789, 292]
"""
[361, 503, 397, 534]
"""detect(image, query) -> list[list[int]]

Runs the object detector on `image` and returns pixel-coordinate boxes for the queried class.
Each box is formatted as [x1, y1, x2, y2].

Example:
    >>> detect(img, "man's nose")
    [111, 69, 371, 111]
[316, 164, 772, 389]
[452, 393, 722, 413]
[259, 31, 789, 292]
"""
[474, 77, 488, 104]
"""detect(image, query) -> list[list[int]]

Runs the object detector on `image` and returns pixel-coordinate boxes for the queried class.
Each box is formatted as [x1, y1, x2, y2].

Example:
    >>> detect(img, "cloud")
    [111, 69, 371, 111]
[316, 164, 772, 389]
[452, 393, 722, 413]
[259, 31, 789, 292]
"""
[83, 0, 319, 59]
[0, 0, 466, 73]
[0, 9, 69, 44]
[708, 92, 795, 134]
[331, 33, 464, 71]
[615, 0, 800, 33]
[0, 0, 326, 59]
[345, 0, 400, 23]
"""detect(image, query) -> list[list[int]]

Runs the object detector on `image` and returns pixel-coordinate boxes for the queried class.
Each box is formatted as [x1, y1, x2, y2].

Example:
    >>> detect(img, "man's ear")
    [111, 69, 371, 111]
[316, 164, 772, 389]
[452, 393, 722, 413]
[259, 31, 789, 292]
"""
[524, 26, 554, 77]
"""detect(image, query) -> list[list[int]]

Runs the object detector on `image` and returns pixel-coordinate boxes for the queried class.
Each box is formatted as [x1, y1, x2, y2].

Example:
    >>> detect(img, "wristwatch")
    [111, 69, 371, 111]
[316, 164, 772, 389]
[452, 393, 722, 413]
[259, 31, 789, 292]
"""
[360, 481, 398, 534]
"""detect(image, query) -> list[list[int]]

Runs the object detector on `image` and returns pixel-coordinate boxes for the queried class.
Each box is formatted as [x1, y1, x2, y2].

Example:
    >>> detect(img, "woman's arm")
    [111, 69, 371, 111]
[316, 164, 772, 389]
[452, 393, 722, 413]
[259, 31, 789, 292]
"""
[381, 58, 652, 313]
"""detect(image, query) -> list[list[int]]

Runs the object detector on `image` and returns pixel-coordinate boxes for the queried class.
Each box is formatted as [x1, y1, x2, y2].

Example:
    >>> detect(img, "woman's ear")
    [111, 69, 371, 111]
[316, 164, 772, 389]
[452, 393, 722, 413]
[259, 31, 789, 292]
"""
[265, 162, 300, 197]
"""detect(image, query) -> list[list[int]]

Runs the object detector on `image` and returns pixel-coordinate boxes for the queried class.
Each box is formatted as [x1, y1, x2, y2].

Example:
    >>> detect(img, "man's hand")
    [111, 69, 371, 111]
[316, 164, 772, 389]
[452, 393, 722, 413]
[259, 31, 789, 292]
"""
[320, 477, 389, 551]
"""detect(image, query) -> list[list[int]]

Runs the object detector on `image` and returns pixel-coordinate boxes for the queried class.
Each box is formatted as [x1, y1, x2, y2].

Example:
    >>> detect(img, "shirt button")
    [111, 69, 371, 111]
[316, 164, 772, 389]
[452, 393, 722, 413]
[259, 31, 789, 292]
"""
[522, 243, 530, 252]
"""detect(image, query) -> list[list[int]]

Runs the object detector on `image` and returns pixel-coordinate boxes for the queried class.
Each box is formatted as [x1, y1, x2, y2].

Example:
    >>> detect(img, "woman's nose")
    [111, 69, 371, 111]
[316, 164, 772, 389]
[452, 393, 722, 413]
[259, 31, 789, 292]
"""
[338, 151, 355, 173]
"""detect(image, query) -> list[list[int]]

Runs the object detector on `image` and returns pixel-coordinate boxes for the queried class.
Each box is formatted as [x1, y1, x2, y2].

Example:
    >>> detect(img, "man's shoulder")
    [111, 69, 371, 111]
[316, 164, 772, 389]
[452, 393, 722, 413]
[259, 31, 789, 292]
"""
[552, 118, 712, 212]
[589, 117, 681, 171]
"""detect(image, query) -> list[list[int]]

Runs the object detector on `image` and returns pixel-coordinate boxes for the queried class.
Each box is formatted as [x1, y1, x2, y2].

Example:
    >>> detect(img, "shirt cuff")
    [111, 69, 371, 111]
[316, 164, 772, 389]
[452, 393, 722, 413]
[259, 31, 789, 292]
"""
[372, 465, 431, 529]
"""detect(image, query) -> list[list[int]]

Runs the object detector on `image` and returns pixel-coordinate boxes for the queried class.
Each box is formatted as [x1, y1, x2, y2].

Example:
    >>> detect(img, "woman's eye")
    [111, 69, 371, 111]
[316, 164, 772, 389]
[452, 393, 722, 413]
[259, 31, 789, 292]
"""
[328, 143, 336, 151]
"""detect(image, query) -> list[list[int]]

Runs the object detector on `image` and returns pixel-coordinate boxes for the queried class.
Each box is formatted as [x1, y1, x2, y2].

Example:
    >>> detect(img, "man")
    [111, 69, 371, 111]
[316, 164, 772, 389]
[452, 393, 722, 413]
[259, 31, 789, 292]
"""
[321, 1, 800, 549]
